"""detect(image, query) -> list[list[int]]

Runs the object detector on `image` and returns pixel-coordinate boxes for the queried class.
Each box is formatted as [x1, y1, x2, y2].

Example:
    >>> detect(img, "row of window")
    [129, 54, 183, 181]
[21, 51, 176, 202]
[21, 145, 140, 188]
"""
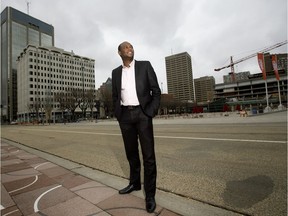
[29, 83, 95, 90]
[28, 58, 94, 71]
[28, 51, 94, 67]
[28, 65, 94, 78]
[28, 77, 93, 84]
[27, 98, 59, 109]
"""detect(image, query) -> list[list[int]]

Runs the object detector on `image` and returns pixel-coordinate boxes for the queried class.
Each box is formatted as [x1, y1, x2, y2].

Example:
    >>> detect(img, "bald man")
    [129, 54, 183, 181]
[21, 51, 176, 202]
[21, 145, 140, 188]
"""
[112, 41, 161, 213]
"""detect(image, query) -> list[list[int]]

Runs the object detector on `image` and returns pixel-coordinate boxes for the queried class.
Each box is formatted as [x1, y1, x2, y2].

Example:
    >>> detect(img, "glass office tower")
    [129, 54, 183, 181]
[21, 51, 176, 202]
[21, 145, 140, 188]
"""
[1, 7, 54, 122]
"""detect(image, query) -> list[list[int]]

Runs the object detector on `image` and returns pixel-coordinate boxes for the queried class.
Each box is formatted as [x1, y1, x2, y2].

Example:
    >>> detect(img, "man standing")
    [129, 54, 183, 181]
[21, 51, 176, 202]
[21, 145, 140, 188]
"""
[112, 41, 161, 213]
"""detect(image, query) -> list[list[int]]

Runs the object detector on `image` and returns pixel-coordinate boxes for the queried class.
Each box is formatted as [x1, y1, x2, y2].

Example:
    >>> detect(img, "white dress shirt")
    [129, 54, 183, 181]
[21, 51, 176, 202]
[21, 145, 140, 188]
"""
[121, 60, 140, 106]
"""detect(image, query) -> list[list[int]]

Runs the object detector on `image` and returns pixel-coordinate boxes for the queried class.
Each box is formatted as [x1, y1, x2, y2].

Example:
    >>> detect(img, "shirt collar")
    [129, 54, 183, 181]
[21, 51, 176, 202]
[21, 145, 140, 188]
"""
[122, 59, 135, 69]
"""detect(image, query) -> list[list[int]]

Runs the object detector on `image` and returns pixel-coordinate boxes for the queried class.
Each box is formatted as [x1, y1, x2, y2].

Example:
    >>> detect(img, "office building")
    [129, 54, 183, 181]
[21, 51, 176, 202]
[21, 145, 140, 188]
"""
[17, 45, 95, 121]
[194, 76, 215, 103]
[165, 52, 195, 102]
[1, 7, 54, 122]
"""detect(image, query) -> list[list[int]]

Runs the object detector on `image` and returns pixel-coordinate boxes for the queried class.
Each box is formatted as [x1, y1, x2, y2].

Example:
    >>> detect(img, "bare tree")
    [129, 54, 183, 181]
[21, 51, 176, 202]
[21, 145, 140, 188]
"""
[33, 98, 41, 124]
[44, 93, 53, 124]
[100, 86, 113, 118]
[86, 89, 96, 121]
[67, 88, 81, 121]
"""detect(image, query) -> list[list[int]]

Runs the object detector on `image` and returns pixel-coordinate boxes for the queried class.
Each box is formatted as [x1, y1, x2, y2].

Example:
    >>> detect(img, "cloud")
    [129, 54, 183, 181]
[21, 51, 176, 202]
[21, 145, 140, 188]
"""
[2, 0, 287, 91]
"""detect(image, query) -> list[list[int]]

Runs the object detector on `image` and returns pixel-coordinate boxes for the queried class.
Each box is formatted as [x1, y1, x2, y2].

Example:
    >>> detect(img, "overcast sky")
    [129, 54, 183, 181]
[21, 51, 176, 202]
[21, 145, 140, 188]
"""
[2, 0, 287, 92]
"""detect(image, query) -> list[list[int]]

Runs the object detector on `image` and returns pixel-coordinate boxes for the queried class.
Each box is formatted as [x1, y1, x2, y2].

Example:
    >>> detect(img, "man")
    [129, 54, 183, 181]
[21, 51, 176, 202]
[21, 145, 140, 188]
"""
[112, 41, 161, 213]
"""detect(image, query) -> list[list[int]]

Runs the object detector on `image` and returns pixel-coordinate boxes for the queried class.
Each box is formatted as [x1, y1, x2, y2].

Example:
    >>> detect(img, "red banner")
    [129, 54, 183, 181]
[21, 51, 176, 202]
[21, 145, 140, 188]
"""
[257, 53, 266, 80]
[271, 55, 280, 80]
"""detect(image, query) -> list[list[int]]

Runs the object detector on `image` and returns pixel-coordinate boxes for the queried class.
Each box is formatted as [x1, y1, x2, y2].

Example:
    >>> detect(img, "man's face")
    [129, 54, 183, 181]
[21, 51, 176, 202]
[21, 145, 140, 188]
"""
[119, 42, 134, 60]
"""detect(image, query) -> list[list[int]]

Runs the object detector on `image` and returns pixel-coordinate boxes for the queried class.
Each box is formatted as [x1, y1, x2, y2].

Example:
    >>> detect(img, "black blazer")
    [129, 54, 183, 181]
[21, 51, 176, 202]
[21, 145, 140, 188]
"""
[112, 60, 161, 120]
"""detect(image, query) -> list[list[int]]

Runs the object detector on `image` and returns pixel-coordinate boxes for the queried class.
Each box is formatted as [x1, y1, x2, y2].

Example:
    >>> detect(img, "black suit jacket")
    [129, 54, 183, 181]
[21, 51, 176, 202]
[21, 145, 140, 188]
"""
[112, 60, 161, 120]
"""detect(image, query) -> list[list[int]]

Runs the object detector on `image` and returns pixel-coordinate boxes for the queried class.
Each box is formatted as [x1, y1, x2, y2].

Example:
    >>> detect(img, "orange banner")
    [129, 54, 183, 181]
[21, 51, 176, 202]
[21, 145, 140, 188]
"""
[257, 53, 266, 80]
[271, 55, 280, 80]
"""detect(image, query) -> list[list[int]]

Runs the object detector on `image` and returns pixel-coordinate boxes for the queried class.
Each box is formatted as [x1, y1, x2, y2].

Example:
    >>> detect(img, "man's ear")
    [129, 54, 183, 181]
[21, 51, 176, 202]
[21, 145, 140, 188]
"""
[118, 51, 121, 56]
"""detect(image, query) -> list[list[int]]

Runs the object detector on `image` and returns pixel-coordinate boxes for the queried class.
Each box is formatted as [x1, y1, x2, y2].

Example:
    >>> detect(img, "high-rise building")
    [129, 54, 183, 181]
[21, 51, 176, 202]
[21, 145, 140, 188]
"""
[194, 76, 215, 103]
[1, 7, 54, 122]
[165, 52, 195, 102]
[17, 45, 95, 122]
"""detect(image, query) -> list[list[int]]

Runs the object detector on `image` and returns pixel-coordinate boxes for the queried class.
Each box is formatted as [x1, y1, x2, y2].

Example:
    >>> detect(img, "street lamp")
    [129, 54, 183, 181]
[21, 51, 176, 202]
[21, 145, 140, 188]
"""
[52, 89, 55, 124]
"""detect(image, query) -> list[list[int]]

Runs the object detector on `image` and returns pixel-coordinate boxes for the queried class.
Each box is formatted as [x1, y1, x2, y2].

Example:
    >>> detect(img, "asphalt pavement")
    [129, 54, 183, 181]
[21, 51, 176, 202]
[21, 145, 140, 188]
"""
[1, 110, 287, 216]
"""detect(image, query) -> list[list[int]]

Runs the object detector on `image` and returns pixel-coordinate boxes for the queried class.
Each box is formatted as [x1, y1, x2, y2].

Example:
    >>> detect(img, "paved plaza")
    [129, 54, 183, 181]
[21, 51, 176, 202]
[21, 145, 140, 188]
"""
[1, 110, 287, 216]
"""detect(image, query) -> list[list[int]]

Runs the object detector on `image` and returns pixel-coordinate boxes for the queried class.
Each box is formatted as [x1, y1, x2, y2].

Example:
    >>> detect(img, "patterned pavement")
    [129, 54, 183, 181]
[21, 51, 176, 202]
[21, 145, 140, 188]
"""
[1, 140, 180, 216]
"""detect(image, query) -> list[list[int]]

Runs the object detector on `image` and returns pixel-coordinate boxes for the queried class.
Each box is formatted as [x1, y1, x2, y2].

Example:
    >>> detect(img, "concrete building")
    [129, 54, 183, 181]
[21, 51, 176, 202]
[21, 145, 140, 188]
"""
[165, 52, 195, 102]
[214, 70, 287, 112]
[1, 7, 54, 122]
[17, 45, 95, 122]
[194, 76, 215, 104]
[264, 53, 287, 72]
[223, 71, 251, 83]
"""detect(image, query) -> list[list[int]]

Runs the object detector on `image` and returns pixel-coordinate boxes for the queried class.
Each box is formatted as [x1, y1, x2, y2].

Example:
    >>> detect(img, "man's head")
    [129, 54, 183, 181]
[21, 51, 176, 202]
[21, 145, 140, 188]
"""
[118, 41, 134, 61]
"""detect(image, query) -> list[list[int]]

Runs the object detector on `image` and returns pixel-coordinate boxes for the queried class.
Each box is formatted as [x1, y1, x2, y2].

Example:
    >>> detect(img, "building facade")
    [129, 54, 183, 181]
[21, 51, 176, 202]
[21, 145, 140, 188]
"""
[215, 70, 287, 111]
[17, 45, 95, 122]
[165, 52, 195, 102]
[223, 71, 251, 83]
[1, 7, 54, 122]
[194, 76, 215, 104]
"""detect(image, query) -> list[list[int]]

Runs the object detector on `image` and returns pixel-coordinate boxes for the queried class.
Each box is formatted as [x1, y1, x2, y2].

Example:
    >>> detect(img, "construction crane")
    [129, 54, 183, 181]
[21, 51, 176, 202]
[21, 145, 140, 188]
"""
[214, 40, 287, 81]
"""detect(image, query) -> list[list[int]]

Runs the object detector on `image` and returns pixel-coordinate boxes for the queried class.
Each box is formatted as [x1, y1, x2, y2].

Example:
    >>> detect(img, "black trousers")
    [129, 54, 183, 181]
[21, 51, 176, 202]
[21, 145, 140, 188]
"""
[119, 106, 157, 198]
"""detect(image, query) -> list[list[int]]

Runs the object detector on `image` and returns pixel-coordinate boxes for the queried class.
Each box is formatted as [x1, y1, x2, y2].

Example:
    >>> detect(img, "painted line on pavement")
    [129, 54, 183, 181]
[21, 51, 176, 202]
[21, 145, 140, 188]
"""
[34, 162, 50, 170]
[9, 175, 38, 194]
[21, 128, 286, 144]
[34, 185, 62, 212]
[155, 135, 286, 143]
[2, 209, 20, 216]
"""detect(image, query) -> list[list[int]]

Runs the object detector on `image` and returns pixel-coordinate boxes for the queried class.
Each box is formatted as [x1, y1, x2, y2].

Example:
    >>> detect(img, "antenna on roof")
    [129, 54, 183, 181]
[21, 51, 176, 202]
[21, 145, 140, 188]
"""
[26, 1, 31, 15]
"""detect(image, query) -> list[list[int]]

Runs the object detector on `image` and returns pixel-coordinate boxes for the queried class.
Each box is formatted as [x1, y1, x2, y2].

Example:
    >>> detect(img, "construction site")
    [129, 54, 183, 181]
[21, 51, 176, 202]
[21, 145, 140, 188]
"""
[210, 41, 287, 114]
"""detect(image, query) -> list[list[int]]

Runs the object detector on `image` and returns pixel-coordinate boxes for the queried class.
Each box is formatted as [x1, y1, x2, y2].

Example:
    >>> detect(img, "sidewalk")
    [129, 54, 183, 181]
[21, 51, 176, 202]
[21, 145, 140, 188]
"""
[1, 139, 243, 216]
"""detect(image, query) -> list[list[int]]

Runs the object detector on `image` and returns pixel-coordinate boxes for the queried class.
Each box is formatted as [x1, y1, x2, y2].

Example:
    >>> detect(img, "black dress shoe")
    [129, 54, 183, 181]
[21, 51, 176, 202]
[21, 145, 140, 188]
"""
[119, 184, 141, 194]
[146, 197, 156, 213]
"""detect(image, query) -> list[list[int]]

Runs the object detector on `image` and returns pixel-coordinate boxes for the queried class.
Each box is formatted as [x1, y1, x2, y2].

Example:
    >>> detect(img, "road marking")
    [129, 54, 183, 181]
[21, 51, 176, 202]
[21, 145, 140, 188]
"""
[21, 128, 286, 144]
[2, 209, 20, 216]
[8, 162, 50, 194]
[34, 185, 62, 212]
[34, 162, 50, 170]
[155, 135, 286, 143]
[9, 175, 38, 194]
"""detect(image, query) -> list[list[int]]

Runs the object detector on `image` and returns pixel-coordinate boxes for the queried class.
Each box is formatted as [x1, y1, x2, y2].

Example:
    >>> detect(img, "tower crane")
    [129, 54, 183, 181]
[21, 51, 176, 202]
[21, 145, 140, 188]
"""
[214, 40, 287, 81]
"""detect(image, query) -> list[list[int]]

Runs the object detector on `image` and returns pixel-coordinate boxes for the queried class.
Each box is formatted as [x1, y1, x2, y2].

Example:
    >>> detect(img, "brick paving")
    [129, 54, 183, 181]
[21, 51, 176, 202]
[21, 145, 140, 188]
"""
[1, 140, 180, 216]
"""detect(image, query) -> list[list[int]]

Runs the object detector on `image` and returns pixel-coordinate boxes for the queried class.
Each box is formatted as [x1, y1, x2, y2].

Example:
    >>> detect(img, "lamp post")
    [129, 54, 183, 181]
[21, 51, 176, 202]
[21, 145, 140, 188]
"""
[52, 89, 55, 124]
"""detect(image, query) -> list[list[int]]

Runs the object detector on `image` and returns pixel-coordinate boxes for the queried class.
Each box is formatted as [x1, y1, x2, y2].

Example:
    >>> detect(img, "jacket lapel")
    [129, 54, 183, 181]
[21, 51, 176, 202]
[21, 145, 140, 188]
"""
[134, 60, 140, 91]
[117, 66, 122, 93]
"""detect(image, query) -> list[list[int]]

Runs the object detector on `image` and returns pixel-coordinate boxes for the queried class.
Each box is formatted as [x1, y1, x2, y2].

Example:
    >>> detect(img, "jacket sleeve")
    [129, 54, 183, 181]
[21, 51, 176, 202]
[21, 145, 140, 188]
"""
[112, 68, 121, 119]
[145, 61, 161, 117]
